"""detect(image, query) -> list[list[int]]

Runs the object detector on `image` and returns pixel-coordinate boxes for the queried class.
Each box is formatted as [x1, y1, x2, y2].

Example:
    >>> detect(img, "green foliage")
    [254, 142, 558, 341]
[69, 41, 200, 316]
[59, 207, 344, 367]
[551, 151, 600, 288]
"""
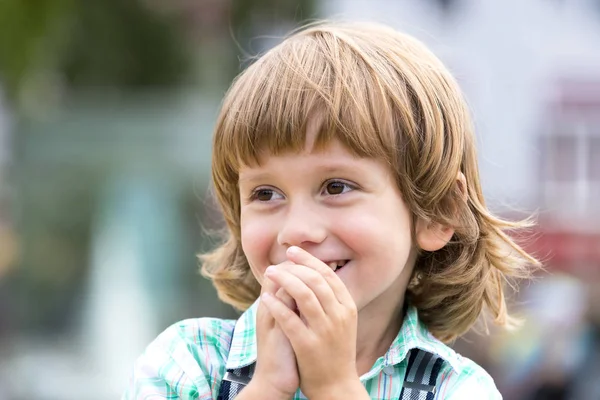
[0, 0, 191, 103]
[0, 0, 316, 106]
[59, 0, 190, 89]
[0, 0, 73, 99]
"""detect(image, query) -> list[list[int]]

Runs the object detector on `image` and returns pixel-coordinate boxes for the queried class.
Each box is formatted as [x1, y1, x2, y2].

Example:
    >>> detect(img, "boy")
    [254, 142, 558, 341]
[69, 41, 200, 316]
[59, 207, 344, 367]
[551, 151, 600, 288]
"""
[124, 21, 538, 399]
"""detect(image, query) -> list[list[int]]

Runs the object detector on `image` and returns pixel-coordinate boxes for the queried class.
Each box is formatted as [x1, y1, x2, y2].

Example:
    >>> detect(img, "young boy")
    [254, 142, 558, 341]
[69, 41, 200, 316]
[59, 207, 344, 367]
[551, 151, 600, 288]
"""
[123, 21, 538, 399]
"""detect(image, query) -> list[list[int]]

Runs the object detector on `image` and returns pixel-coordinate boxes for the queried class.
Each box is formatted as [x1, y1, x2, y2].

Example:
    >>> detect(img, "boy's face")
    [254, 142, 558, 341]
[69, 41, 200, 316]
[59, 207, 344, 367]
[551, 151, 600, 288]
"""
[238, 138, 417, 316]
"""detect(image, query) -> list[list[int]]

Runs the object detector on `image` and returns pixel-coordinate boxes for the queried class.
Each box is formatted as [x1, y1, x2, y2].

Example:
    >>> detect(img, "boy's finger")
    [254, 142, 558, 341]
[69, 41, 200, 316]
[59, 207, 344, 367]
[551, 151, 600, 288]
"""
[261, 273, 280, 295]
[266, 267, 326, 323]
[257, 276, 279, 328]
[261, 292, 309, 349]
[286, 246, 354, 307]
[272, 263, 339, 317]
[276, 287, 298, 314]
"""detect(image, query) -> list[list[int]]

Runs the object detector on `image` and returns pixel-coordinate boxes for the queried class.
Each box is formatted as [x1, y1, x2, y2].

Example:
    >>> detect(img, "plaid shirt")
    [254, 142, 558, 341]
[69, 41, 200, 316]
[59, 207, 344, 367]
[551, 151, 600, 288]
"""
[123, 301, 501, 399]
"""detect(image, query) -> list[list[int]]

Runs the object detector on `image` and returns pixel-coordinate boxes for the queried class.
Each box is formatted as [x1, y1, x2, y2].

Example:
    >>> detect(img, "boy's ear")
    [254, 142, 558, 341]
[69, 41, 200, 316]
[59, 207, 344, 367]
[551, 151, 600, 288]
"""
[415, 219, 455, 252]
[415, 172, 467, 252]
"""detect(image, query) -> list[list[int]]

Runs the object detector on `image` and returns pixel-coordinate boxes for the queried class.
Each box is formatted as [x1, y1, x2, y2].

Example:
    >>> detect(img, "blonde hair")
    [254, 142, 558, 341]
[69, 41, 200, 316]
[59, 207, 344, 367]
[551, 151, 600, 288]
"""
[201, 21, 539, 342]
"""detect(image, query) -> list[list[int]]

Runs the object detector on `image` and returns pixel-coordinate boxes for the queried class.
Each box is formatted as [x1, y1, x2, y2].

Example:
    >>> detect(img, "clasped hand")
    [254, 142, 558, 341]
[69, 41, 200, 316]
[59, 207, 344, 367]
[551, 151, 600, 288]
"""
[251, 246, 364, 400]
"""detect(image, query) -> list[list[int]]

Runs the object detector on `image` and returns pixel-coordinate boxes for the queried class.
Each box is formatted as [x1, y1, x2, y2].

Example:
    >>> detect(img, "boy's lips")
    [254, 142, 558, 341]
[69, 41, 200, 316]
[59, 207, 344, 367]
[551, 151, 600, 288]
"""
[268, 258, 350, 272]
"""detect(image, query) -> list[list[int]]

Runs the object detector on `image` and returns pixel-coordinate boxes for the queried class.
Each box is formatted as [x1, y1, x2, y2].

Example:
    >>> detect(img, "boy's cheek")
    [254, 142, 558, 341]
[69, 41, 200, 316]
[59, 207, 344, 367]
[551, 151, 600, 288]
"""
[241, 223, 278, 275]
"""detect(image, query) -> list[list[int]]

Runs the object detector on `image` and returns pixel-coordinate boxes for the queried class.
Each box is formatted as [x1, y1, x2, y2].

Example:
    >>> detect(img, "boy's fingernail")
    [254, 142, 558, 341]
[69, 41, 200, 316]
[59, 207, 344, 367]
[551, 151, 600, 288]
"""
[287, 246, 300, 255]
[265, 265, 276, 275]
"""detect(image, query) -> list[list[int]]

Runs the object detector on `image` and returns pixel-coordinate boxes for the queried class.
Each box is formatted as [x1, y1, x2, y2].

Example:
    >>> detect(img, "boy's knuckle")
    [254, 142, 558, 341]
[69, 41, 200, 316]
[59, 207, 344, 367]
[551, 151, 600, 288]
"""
[297, 289, 313, 303]
[346, 303, 358, 317]
[280, 308, 294, 321]
[305, 272, 321, 286]
[322, 268, 335, 280]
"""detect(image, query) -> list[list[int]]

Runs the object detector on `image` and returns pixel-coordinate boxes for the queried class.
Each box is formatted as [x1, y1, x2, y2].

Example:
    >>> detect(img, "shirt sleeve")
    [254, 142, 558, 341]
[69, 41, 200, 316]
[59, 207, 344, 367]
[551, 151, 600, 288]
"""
[435, 362, 503, 400]
[122, 319, 228, 400]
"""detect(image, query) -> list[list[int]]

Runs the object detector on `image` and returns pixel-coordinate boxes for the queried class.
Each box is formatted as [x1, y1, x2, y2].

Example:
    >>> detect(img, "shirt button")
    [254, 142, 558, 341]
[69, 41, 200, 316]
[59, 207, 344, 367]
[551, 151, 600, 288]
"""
[383, 366, 395, 376]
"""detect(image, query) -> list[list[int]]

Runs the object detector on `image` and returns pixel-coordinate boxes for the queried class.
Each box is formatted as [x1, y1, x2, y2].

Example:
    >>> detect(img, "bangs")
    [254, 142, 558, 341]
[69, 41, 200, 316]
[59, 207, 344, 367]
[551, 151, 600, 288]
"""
[212, 21, 464, 226]
[212, 25, 413, 177]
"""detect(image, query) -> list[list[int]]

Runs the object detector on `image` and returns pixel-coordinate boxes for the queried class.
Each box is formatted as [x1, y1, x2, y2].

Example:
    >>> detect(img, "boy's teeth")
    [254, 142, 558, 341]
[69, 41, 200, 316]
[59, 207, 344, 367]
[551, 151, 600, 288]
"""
[327, 261, 348, 271]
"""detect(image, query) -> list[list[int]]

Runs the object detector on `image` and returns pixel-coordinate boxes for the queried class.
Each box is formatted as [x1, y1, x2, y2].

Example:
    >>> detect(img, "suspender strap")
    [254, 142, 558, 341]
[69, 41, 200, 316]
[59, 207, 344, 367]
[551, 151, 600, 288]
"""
[216, 350, 444, 399]
[399, 349, 444, 400]
[217, 364, 254, 400]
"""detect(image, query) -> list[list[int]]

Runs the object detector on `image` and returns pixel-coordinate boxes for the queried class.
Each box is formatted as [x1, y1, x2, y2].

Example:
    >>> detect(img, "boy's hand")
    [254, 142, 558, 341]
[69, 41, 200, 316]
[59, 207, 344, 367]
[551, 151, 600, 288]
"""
[260, 246, 366, 400]
[244, 277, 299, 400]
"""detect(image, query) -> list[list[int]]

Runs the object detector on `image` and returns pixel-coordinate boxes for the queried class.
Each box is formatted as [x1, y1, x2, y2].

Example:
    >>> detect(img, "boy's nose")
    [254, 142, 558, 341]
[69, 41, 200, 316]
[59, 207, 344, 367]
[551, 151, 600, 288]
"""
[276, 200, 327, 248]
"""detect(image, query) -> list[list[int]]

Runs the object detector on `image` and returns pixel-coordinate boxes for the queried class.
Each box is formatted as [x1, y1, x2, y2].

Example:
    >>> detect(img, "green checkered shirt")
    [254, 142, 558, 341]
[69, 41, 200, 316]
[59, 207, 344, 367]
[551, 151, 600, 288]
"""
[123, 301, 501, 399]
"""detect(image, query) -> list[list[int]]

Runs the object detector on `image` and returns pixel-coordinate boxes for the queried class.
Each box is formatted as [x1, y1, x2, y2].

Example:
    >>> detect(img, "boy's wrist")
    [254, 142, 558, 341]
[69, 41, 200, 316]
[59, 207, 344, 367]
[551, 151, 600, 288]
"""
[309, 378, 370, 400]
[237, 379, 295, 400]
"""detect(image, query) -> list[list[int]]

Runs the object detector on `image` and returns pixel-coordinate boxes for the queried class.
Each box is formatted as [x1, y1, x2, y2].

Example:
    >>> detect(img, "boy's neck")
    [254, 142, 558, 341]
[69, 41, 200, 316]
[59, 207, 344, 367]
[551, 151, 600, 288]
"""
[354, 296, 406, 377]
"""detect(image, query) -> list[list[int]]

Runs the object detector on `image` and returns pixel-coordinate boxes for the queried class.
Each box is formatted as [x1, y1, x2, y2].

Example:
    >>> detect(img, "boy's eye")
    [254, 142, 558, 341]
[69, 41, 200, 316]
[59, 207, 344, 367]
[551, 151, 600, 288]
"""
[324, 181, 353, 196]
[252, 188, 283, 202]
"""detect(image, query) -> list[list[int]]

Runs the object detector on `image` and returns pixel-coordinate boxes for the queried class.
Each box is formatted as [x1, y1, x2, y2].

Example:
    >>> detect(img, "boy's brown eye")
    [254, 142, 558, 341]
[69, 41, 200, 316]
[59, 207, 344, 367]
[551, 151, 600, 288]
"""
[256, 189, 274, 201]
[326, 181, 345, 195]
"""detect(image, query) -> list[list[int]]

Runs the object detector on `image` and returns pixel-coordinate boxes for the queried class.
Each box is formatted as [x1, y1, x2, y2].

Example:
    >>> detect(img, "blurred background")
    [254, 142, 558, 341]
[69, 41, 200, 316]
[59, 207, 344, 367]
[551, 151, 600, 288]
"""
[0, 0, 598, 399]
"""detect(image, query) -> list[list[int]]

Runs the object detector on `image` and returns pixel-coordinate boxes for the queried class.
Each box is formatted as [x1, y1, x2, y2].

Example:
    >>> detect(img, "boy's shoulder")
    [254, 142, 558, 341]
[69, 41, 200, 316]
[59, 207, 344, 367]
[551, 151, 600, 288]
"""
[124, 317, 239, 399]
[154, 316, 237, 354]
[431, 341, 500, 398]
[439, 347, 496, 384]
[402, 307, 501, 397]
[146, 301, 259, 373]
[142, 316, 237, 375]
[415, 336, 500, 398]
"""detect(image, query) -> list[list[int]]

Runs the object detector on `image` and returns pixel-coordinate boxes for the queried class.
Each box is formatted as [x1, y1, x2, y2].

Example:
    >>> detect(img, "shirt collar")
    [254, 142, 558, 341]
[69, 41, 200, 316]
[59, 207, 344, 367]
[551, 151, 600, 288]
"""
[384, 306, 461, 372]
[226, 299, 461, 373]
[225, 299, 259, 370]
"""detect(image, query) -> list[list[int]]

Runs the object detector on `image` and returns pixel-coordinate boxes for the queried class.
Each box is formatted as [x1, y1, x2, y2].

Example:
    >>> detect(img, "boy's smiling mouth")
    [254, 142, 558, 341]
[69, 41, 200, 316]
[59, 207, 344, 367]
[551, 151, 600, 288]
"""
[326, 260, 349, 272]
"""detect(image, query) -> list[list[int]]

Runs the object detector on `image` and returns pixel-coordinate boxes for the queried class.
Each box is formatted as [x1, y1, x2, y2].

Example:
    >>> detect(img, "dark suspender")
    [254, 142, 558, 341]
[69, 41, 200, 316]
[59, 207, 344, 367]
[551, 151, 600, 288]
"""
[217, 364, 254, 400]
[217, 348, 444, 399]
[399, 349, 445, 399]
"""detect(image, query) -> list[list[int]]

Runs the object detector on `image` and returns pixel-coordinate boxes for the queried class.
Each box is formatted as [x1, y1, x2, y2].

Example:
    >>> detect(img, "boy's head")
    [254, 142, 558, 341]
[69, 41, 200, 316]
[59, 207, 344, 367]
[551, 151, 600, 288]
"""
[202, 21, 537, 341]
